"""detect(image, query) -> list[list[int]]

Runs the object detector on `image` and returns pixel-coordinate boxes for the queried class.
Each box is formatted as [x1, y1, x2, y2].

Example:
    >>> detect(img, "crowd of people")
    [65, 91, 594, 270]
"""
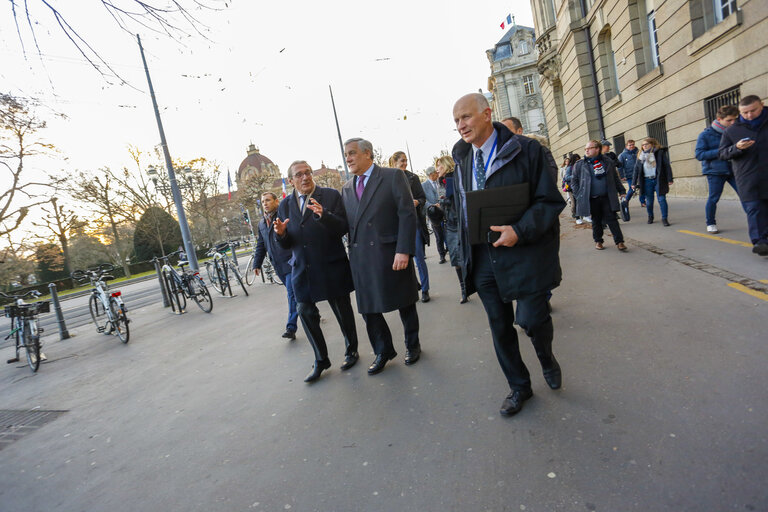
[249, 92, 766, 417]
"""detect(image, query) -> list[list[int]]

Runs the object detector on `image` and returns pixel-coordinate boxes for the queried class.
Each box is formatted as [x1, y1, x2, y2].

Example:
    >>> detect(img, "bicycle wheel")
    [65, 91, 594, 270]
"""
[206, 262, 223, 294]
[23, 322, 40, 372]
[230, 262, 249, 296]
[190, 274, 213, 313]
[272, 269, 283, 286]
[89, 293, 106, 331]
[244, 255, 256, 286]
[109, 298, 130, 344]
[214, 262, 228, 296]
[220, 262, 232, 296]
[164, 271, 185, 313]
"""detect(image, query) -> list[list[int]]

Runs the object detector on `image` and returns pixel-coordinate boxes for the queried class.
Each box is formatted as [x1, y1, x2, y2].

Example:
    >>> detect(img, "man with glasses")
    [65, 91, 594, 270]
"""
[273, 161, 359, 382]
[572, 140, 627, 251]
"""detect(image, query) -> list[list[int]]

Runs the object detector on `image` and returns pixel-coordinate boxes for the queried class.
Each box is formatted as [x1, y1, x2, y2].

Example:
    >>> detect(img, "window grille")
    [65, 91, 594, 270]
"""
[523, 75, 535, 95]
[612, 134, 626, 154]
[646, 117, 668, 148]
[704, 86, 741, 124]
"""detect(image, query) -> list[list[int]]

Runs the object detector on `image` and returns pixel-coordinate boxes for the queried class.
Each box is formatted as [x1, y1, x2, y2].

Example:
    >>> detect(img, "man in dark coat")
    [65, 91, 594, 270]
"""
[719, 95, 768, 256]
[451, 93, 566, 417]
[274, 161, 359, 382]
[251, 192, 297, 339]
[341, 138, 422, 375]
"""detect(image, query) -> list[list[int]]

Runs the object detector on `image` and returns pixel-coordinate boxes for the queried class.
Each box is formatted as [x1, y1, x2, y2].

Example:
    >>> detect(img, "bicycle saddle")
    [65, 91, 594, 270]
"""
[178, 260, 189, 268]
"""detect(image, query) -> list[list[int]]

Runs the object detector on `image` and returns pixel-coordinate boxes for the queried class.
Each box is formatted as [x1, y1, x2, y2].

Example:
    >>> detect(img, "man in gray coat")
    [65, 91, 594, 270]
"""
[341, 138, 422, 374]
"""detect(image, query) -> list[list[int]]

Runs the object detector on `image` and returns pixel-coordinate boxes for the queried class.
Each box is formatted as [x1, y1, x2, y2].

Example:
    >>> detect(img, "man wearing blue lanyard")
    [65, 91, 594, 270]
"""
[451, 93, 566, 417]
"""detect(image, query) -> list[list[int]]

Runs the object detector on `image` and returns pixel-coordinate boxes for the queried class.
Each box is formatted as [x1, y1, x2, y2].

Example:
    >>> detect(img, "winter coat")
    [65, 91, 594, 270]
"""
[571, 155, 626, 217]
[617, 148, 638, 180]
[252, 212, 292, 280]
[632, 147, 674, 196]
[695, 126, 732, 176]
[719, 114, 768, 201]
[451, 122, 565, 301]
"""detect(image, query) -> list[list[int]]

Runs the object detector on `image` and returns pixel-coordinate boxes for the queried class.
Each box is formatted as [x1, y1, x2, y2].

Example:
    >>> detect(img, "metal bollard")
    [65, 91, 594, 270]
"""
[154, 259, 170, 307]
[48, 283, 70, 340]
[230, 243, 239, 266]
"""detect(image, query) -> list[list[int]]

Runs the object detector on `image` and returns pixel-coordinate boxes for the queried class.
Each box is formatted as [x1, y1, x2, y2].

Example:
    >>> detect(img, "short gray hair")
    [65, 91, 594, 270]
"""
[426, 166, 437, 175]
[287, 160, 310, 179]
[344, 137, 373, 157]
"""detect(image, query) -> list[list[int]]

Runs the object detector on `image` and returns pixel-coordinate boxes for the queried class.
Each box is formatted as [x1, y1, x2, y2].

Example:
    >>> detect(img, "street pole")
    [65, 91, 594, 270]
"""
[137, 34, 199, 271]
[329, 85, 350, 181]
[406, 140, 414, 173]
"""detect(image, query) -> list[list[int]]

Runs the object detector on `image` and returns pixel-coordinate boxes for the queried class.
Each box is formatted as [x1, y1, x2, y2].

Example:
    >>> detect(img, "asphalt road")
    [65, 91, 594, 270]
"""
[0, 198, 765, 512]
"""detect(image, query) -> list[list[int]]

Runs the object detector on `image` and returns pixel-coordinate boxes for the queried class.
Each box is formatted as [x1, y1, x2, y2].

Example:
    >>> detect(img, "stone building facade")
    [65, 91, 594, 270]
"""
[531, 0, 767, 197]
[487, 25, 548, 136]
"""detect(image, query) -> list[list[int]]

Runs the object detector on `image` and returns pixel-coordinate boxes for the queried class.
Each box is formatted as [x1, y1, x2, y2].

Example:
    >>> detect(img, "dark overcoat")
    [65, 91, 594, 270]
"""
[452, 122, 566, 301]
[571, 155, 626, 217]
[252, 213, 292, 280]
[403, 169, 430, 246]
[341, 166, 420, 314]
[632, 148, 673, 196]
[276, 187, 354, 304]
[719, 114, 768, 201]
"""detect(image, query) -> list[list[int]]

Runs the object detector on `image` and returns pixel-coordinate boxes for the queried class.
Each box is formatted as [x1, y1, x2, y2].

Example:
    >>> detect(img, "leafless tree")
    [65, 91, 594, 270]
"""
[9, 1, 227, 84]
[0, 93, 62, 239]
[32, 197, 85, 275]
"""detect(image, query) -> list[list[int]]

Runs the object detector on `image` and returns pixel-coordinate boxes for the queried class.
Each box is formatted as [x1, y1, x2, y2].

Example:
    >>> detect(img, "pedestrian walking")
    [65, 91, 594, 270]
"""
[618, 140, 643, 206]
[572, 140, 628, 251]
[341, 138, 422, 374]
[719, 94, 768, 256]
[435, 155, 467, 303]
[695, 104, 741, 234]
[422, 166, 447, 264]
[451, 92, 565, 417]
[633, 137, 674, 225]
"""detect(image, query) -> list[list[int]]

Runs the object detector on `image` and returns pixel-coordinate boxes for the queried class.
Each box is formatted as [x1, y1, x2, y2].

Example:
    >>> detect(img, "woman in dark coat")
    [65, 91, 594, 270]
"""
[436, 155, 467, 303]
[632, 137, 674, 225]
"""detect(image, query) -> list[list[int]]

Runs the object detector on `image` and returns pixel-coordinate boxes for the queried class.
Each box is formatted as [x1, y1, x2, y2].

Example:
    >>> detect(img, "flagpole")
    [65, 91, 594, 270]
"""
[329, 85, 350, 181]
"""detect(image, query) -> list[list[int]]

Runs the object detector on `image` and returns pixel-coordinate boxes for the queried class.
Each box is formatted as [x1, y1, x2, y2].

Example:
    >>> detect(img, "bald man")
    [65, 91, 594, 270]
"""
[452, 93, 566, 417]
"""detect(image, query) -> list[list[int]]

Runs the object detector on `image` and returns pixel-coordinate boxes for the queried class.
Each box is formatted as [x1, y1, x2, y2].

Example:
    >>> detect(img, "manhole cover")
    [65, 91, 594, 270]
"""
[0, 409, 67, 450]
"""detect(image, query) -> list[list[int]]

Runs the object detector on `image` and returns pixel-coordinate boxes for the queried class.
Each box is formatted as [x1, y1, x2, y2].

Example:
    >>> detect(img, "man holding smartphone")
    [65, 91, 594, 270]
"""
[451, 93, 566, 417]
[719, 95, 768, 256]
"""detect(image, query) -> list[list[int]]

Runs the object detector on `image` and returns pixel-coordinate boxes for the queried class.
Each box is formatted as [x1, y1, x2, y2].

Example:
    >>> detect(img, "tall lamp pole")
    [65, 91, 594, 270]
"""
[329, 85, 350, 181]
[137, 34, 198, 270]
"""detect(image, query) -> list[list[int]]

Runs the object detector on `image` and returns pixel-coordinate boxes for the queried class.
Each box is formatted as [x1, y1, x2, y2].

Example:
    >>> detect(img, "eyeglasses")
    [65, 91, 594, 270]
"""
[585, 146, 598, 150]
[293, 170, 312, 178]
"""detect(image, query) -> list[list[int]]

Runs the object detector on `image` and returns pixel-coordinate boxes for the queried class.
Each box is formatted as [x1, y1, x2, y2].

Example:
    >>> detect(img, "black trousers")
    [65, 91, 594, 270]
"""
[430, 220, 447, 258]
[297, 294, 358, 363]
[471, 244, 555, 392]
[361, 303, 419, 356]
[589, 196, 624, 244]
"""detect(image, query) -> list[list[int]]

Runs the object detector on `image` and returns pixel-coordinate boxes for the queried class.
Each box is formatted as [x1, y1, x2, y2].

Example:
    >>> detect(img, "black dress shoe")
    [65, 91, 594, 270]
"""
[647, 217, 654, 224]
[367, 351, 397, 375]
[499, 389, 533, 416]
[460, 296, 468, 304]
[404, 346, 421, 365]
[304, 359, 331, 382]
[542, 358, 562, 390]
[662, 218, 670, 226]
[421, 290, 430, 303]
[282, 330, 296, 340]
[439, 256, 447, 264]
[340, 352, 359, 371]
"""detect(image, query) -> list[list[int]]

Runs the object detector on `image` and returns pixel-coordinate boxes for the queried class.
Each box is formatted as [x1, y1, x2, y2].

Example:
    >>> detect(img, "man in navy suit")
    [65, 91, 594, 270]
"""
[274, 161, 359, 382]
[251, 192, 297, 340]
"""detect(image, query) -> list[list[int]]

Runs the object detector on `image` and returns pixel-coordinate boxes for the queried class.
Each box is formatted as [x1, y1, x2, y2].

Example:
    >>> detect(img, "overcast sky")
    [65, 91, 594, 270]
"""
[2, 0, 534, 188]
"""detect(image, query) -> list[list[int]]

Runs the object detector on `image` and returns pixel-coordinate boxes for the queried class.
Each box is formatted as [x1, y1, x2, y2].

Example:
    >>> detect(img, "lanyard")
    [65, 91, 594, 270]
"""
[473, 135, 498, 173]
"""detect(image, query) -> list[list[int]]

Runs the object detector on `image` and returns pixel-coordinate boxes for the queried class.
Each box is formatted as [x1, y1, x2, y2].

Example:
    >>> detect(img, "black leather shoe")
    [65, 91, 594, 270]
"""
[460, 295, 468, 304]
[282, 330, 296, 340]
[647, 217, 654, 224]
[367, 351, 397, 375]
[662, 218, 670, 227]
[439, 256, 447, 264]
[404, 346, 421, 365]
[753, 243, 768, 256]
[421, 291, 430, 303]
[304, 359, 331, 383]
[340, 352, 359, 371]
[542, 358, 562, 390]
[500, 389, 533, 416]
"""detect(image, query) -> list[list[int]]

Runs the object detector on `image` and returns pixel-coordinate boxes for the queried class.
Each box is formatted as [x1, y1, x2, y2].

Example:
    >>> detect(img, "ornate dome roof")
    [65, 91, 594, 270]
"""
[237, 144, 278, 183]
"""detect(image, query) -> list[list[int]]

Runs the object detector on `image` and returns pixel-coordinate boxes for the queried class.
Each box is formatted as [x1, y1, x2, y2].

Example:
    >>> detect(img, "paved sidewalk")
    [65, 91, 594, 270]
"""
[0, 198, 765, 512]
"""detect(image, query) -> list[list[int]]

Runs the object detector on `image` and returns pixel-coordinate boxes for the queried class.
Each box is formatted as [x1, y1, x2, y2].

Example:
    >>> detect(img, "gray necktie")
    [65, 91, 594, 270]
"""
[475, 149, 486, 190]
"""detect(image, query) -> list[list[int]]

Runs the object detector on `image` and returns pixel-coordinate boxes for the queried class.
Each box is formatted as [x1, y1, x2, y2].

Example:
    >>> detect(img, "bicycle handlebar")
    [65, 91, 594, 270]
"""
[71, 263, 117, 283]
[0, 290, 42, 300]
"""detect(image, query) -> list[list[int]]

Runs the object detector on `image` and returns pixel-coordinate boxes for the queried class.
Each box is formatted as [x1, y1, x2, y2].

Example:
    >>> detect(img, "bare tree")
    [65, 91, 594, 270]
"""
[9, 1, 227, 84]
[0, 93, 62, 238]
[32, 197, 85, 275]
[0, 235, 37, 290]
[239, 172, 279, 210]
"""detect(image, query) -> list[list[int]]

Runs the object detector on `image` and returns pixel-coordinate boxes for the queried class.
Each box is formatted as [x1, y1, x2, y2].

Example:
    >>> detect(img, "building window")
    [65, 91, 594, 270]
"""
[523, 75, 535, 95]
[613, 134, 626, 154]
[494, 44, 512, 61]
[519, 40, 529, 55]
[598, 28, 621, 100]
[646, 117, 668, 148]
[714, 0, 737, 23]
[704, 86, 741, 124]
[553, 81, 568, 129]
[648, 11, 661, 68]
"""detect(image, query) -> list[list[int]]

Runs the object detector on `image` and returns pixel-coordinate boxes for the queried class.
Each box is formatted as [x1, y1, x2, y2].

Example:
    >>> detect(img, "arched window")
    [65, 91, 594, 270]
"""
[597, 27, 621, 100]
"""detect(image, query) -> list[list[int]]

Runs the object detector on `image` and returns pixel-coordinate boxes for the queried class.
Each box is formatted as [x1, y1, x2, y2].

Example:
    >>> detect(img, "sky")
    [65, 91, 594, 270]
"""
[1, 0, 534, 223]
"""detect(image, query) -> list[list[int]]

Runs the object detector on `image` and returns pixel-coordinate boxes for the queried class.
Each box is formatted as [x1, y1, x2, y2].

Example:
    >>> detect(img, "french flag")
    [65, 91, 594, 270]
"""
[227, 169, 233, 200]
[281, 178, 287, 198]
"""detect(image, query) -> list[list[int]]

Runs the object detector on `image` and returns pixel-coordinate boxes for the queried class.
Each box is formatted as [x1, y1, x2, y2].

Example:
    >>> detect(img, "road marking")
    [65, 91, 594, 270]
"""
[678, 230, 752, 247]
[728, 283, 768, 302]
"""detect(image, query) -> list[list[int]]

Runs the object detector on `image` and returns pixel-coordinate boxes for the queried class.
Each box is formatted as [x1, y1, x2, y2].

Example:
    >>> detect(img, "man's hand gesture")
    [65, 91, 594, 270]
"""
[274, 217, 289, 236]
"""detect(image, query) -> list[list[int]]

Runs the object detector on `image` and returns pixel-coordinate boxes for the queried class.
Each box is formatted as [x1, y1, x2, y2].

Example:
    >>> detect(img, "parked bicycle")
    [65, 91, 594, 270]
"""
[154, 251, 213, 313]
[1, 290, 49, 372]
[71, 264, 130, 343]
[205, 241, 249, 296]
[244, 244, 283, 286]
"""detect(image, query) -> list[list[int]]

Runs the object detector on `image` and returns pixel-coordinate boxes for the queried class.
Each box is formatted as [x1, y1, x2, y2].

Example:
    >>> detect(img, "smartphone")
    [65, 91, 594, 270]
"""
[739, 138, 752, 142]
[487, 231, 501, 244]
